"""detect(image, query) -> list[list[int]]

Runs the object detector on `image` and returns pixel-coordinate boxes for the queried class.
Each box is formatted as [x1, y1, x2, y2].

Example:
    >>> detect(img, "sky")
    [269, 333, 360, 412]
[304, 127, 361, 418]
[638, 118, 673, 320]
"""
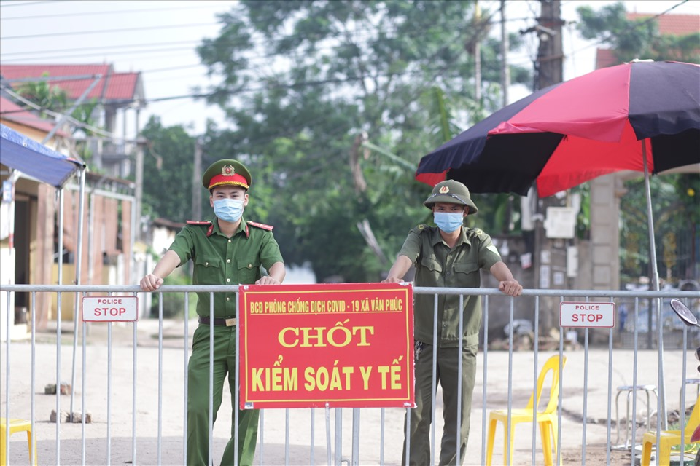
[1, 0, 698, 139]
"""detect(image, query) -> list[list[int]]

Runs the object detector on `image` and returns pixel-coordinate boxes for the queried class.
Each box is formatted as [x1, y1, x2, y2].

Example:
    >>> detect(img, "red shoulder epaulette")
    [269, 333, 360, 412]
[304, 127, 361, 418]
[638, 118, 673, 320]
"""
[247, 220, 273, 231]
[187, 220, 214, 236]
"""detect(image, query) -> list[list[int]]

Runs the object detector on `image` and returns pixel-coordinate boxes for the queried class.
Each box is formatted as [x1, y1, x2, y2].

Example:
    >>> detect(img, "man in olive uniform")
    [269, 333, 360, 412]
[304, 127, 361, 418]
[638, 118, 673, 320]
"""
[140, 159, 285, 466]
[382, 180, 522, 466]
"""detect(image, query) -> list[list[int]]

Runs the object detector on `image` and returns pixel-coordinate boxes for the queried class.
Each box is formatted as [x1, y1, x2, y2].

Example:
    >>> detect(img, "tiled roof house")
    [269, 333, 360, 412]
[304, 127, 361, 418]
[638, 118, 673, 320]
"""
[0, 64, 144, 103]
[0, 65, 141, 329]
[0, 63, 146, 178]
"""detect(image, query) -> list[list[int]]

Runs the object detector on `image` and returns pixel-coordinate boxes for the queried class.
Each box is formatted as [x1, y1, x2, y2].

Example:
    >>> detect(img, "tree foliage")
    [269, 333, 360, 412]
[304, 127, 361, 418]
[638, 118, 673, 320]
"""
[195, 0, 529, 282]
[15, 77, 100, 162]
[140, 116, 196, 223]
[15, 77, 100, 137]
[620, 174, 699, 284]
[577, 2, 700, 64]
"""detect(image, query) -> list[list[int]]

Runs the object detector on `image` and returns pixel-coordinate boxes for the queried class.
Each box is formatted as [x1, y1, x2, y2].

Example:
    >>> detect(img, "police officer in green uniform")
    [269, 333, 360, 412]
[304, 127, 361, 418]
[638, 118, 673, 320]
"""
[140, 159, 285, 466]
[382, 180, 522, 466]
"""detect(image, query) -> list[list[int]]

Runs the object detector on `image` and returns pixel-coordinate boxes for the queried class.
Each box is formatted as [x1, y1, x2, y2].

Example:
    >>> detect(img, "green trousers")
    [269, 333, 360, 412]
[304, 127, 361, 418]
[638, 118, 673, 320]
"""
[187, 324, 260, 466]
[403, 343, 478, 466]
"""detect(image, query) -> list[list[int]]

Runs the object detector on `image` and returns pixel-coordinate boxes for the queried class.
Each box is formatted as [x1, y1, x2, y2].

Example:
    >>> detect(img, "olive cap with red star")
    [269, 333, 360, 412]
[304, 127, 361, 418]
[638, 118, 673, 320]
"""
[423, 180, 478, 215]
[202, 159, 252, 190]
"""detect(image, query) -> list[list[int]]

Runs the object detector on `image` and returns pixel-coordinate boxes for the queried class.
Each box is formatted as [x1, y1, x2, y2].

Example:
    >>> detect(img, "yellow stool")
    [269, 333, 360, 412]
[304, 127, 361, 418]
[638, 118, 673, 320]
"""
[0, 418, 37, 466]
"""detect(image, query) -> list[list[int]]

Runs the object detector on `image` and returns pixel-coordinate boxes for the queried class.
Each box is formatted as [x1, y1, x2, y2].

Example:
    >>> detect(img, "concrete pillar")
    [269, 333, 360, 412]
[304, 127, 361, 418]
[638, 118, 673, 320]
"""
[589, 174, 622, 291]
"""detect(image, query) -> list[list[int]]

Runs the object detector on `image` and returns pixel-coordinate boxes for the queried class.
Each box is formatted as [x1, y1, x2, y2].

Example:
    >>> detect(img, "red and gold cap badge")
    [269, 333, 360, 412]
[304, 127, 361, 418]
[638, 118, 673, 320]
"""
[439, 185, 449, 194]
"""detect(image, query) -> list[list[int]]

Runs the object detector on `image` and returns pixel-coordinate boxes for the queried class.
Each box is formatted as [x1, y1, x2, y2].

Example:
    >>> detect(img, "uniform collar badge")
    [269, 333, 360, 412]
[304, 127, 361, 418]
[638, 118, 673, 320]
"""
[222, 165, 235, 175]
[439, 185, 449, 194]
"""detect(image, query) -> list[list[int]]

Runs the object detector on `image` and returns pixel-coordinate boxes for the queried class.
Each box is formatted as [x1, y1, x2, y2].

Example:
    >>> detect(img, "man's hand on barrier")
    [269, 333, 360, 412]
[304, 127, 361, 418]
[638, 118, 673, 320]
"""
[255, 276, 280, 285]
[140, 274, 164, 292]
[499, 279, 523, 297]
[382, 276, 404, 284]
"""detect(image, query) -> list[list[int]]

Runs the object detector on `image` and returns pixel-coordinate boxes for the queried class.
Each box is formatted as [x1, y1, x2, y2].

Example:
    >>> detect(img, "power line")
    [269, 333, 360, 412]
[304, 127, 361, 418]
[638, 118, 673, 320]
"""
[1, 45, 197, 63]
[2, 3, 228, 20]
[1, 22, 220, 40]
[143, 64, 206, 75]
[566, 0, 692, 58]
[0, 85, 116, 138]
[0, 1, 65, 7]
[0, 40, 200, 57]
[147, 73, 212, 84]
[0, 51, 534, 107]
[0, 28, 450, 64]
[1, 11, 531, 43]
[1, 18, 534, 69]
[0, 57, 531, 116]
[145, 58, 532, 100]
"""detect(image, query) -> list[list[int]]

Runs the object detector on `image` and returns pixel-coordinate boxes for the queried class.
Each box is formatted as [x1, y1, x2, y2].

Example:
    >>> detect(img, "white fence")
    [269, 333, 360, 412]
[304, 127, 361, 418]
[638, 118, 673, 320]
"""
[1, 285, 699, 465]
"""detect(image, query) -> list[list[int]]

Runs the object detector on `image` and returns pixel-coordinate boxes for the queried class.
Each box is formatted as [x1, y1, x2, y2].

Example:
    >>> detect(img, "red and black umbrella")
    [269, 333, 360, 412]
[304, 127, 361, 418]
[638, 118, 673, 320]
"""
[416, 60, 700, 432]
[416, 60, 699, 197]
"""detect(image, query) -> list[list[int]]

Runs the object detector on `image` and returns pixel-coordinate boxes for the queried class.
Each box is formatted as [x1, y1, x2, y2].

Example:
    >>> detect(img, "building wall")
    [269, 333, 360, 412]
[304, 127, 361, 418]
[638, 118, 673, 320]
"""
[0, 121, 62, 150]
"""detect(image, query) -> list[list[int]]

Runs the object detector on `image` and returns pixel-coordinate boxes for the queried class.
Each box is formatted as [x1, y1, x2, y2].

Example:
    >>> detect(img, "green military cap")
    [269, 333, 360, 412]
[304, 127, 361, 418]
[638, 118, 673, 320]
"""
[202, 159, 252, 190]
[423, 180, 478, 215]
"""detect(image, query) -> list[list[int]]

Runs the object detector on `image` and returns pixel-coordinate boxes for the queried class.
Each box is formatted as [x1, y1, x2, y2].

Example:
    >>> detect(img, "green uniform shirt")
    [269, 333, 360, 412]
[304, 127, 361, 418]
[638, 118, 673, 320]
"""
[168, 216, 284, 318]
[398, 224, 502, 347]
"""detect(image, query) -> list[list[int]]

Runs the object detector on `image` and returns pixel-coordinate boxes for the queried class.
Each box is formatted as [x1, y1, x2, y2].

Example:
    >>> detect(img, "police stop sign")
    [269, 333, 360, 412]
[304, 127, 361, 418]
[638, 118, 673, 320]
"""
[560, 301, 615, 328]
[82, 296, 139, 322]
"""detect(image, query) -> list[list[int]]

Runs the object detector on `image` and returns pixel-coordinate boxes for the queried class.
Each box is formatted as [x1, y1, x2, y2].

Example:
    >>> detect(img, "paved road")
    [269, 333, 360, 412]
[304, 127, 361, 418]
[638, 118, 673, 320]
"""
[1, 320, 694, 465]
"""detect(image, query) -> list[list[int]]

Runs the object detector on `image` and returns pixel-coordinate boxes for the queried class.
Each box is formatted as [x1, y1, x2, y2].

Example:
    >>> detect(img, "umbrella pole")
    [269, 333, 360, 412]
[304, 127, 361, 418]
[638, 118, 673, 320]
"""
[56, 187, 64, 461]
[69, 167, 86, 421]
[642, 140, 667, 431]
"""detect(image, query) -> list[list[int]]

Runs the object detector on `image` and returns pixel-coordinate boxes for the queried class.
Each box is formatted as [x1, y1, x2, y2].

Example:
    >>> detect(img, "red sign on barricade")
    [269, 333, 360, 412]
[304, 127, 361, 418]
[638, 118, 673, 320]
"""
[238, 283, 414, 409]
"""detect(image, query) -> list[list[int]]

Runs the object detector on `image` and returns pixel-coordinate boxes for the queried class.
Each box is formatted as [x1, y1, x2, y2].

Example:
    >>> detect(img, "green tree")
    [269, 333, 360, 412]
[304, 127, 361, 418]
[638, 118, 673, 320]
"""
[16, 79, 68, 117]
[196, 0, 529, 282]
[15, 76, 101, 162]
[620, 174, 699, 284]
[140, 116, 197, 223]
[577, 2, 700, 64]
[16, 77, 100, 136]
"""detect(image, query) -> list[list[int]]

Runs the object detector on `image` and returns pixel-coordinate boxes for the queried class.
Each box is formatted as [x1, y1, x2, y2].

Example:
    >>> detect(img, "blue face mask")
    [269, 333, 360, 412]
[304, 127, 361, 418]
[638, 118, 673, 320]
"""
[434, 212, 464, 233]
[213, 198, 244, 223]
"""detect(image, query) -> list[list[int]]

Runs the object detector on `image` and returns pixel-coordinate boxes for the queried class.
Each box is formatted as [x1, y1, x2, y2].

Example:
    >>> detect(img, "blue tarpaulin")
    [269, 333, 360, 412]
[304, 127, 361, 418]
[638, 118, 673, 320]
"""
[0, 123, 83, 188]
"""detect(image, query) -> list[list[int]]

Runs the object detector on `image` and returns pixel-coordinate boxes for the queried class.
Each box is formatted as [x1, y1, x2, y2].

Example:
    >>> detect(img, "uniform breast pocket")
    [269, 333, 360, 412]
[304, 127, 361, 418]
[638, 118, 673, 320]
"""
[418, 256, 443, 286]
[237, 258, 261, 284]
[420, 256, 443, 273]
[193, 256, 223, 283]
[454, 262, 481, 287]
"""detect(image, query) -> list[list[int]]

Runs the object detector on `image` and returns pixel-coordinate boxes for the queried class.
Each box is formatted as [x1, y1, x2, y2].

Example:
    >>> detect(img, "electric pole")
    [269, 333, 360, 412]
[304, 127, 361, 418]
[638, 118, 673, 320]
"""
[474, 0, 482, 103]
[532, 0, 566, 332]
[133, 108, 143, 288]
[536, 0, 564, 90]
[500, 0, 510, 107]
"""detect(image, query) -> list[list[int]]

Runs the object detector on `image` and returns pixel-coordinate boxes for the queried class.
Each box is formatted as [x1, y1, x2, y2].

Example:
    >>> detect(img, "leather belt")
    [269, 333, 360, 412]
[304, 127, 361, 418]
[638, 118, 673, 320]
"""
[199, 317, 237, 327]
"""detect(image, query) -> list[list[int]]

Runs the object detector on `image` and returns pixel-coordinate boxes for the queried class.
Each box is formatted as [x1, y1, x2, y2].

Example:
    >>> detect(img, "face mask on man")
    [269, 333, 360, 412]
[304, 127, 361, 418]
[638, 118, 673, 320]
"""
[434, 212, 464, 233]
[213, 198, 244, 223]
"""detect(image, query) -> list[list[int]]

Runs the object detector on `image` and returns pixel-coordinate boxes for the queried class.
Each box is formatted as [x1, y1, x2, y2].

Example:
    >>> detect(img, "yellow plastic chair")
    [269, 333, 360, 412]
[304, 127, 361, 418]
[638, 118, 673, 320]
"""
[0, 418, 37, 466]
[641, 394, 700, 466]
[486, 355, 567, 466]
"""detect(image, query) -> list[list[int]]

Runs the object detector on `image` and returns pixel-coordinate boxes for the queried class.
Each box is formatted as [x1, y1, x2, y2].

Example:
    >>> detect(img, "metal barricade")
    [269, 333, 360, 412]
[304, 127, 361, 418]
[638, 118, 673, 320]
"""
[1, 284, 698, 465]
